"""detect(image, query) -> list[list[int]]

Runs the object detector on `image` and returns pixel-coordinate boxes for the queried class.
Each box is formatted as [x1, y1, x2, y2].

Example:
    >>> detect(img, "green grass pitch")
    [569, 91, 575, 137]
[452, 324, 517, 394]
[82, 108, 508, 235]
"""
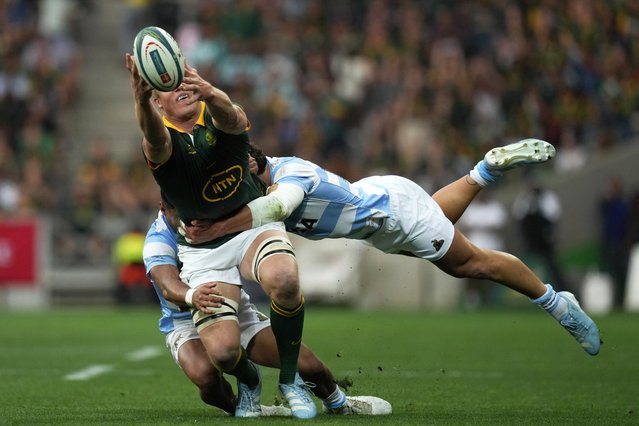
[1, 306, 637, 425]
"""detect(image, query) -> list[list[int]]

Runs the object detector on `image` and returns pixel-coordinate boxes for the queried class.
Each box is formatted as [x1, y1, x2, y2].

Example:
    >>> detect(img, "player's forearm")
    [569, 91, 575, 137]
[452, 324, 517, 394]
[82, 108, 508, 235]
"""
[247, 183, 305, 227]
[203, 87, 247, 134]
[182, 210, 253, 243]
[135, 99, 167, 145]
[182, 185, 303, 243]
[151, 265, 190, 307]
[135, 99, 171, 163]
[216, 207, 254, 235]
[151, 265, 223, 311]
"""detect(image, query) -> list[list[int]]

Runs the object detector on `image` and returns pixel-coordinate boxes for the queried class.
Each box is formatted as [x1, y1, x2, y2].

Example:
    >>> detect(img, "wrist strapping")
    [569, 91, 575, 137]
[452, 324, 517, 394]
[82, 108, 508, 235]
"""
[185, 288, 196, 307]
[247, 183, 305, 227]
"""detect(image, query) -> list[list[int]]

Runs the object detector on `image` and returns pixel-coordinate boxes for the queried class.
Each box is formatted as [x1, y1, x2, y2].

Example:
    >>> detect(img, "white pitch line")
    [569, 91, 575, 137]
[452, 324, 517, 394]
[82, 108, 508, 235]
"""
[63, 346, 162, 381]
[64, 364, 114, 381]
[125, 346, 162, 362]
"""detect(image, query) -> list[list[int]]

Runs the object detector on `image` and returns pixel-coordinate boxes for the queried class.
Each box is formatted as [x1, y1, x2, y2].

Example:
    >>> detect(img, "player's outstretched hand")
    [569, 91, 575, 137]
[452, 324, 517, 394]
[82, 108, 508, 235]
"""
[124, 53, 152, 102]
[193, 282, 224, 313]
[178, 64, 214, 105]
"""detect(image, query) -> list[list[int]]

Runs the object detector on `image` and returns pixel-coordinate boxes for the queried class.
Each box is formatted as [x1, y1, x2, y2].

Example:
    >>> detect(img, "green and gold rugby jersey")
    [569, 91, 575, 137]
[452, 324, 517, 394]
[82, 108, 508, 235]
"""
[149, 103, 266, 248]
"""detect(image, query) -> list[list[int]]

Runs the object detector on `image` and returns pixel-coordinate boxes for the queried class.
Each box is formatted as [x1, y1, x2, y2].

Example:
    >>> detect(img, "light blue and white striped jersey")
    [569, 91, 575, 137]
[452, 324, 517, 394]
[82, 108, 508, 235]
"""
[268, 156, 391, 239]
[143, 211, 192, 334]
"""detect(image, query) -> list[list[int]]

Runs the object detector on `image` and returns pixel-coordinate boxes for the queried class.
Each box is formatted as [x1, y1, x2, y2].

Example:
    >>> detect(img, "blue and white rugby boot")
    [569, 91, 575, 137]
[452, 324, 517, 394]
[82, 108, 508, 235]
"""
[279, 373, 317, 419]
[235, 362, 262, 417]
[553, 291, 602, 356]
[485, 138, 556, 171]
[471, 139, 556, 186]
[532, 284, 601, 356]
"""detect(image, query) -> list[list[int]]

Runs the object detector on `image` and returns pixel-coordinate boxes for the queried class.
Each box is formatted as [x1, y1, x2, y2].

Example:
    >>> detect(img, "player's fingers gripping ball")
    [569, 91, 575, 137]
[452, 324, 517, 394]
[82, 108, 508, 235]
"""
[133, 26, 185, 92]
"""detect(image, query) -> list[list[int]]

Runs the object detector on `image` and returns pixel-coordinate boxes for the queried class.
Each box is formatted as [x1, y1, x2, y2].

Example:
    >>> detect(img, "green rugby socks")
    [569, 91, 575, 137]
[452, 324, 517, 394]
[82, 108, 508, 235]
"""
[270, 296, 305, 384]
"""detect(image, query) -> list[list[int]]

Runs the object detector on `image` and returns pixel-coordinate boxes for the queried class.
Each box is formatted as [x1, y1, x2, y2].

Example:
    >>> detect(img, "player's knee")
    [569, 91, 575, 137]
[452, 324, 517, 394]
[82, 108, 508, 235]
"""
[207, 334, 241, 371]
[207, 342, 242, 371]
[260, 265, 300, 300]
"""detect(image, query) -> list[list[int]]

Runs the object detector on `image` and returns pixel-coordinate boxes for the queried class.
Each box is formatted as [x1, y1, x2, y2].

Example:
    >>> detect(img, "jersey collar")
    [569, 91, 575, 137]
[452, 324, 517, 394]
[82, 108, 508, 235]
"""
[162, 102, 206, 133]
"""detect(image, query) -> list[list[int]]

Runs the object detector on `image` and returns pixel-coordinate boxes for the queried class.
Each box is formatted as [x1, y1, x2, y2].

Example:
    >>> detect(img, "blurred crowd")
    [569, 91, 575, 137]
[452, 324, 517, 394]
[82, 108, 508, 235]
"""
[2, 0, 639, 270]
[166, 0, 639, 188]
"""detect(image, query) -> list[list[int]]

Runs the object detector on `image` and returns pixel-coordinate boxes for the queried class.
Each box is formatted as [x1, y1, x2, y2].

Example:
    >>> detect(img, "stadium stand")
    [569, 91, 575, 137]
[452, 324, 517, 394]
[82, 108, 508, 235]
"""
[1, 0, 639, 307]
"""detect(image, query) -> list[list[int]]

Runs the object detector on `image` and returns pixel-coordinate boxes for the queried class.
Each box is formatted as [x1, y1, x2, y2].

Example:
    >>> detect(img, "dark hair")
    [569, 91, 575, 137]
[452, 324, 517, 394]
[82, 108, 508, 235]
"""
[248, 143, 267, 175]
[160, 190, 175, 209]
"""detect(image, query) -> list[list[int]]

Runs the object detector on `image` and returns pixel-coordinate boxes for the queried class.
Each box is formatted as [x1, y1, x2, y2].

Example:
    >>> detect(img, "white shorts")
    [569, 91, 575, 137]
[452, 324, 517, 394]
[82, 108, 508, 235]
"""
[165, 290, 271, 367]
[364, 176, 454, 261]
[178, 222, 286, 287]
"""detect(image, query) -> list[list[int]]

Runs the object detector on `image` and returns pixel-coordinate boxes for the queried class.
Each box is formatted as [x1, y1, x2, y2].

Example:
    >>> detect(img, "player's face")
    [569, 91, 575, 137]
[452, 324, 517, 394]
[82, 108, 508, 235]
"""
[154, 90, 201, 120]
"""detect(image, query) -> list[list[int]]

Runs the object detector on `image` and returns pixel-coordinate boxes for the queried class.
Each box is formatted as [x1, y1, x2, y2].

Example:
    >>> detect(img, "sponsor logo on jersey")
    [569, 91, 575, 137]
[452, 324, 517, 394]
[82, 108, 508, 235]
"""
[202, 165, 243, 202]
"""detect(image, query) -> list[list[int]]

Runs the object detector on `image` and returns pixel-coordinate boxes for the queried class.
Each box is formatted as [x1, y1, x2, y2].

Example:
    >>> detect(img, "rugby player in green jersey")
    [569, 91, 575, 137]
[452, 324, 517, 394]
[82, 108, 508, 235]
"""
[125, 54, 316, 418]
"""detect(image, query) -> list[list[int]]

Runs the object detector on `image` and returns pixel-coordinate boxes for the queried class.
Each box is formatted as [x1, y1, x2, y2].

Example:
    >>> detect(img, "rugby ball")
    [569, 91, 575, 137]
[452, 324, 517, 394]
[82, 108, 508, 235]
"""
[133, 26, 185, 92]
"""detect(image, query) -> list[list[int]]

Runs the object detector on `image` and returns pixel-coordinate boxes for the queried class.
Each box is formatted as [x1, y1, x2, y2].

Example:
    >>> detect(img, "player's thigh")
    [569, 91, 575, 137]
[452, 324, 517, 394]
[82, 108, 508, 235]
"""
[198, 318, 242, 363]
[398, 182, 455, 260]
[195, 283, 242, 360]
[239, 229, 298, 285]
[432, 228, 482, 277]
[178, 224, 286, 287]
[166, 321, 216, 384]
[208, 281, 241, 300]
[370, 176, 455, 260]
[237, 290, 271, 349]
[190, 281, 241, 333]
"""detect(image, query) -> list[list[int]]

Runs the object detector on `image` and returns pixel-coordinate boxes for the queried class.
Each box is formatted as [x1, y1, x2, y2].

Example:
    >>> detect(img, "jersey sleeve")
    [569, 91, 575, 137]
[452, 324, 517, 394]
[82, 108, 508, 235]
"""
[272, 159, 320, 194]
[143, 215, 179, 275]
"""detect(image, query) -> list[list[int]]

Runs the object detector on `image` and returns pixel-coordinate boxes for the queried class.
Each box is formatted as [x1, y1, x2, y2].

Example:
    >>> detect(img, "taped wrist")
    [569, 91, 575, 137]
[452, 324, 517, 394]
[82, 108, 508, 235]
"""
[184, 288, 195, 307]
[247, 183, 304, 227]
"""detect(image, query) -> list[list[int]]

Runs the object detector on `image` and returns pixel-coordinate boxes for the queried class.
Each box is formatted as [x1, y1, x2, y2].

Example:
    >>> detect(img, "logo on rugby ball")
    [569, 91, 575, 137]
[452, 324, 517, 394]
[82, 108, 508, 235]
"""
[149, 49, 172, 84]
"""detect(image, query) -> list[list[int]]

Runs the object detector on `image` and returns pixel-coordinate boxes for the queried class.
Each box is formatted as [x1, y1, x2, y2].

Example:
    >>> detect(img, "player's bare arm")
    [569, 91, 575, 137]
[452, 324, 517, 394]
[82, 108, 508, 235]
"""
[178, 64, 247, 135]
[149, 264, 223, 312]
[180, 207, 253, 244]
[180, 183, 305, 245]
[125, 53, 171, 164]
